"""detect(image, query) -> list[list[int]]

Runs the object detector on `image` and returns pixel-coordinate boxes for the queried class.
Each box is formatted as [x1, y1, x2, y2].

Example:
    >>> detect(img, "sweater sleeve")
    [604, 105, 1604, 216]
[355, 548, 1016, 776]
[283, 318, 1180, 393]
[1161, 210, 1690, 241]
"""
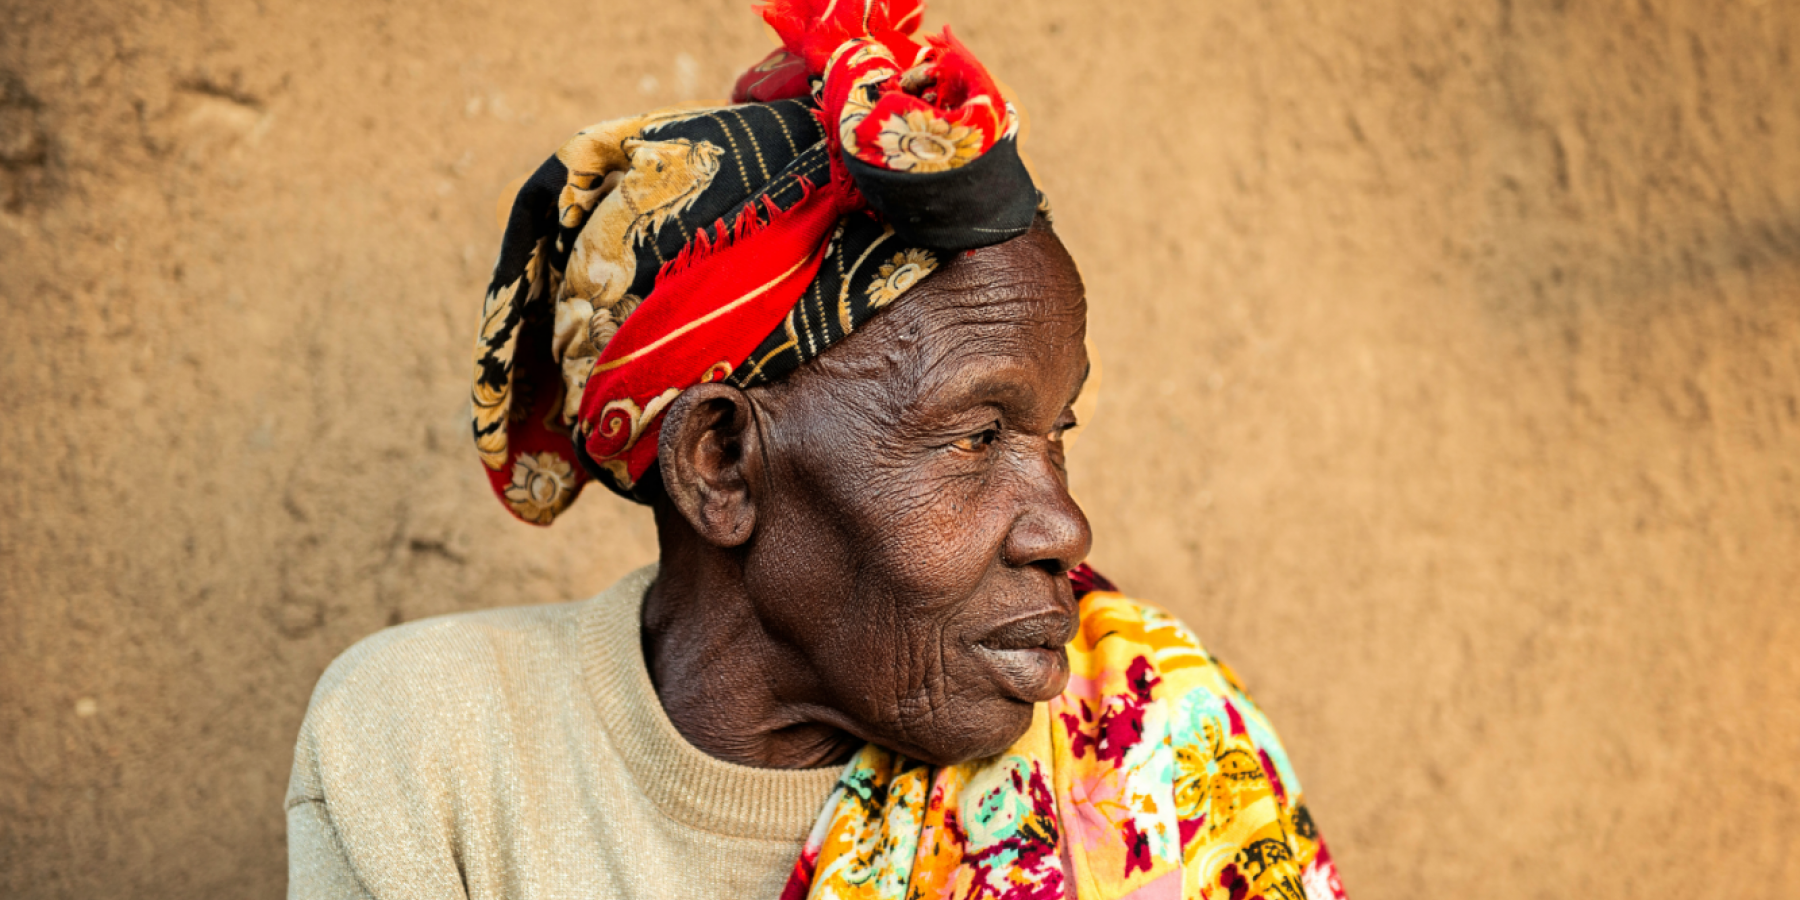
[281, 620, 477, 900]
[287, 798, 376, 900]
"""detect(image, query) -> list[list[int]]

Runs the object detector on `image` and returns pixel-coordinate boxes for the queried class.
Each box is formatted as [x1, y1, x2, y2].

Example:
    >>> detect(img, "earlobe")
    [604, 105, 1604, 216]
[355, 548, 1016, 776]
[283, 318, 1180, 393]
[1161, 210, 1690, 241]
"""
[657, 384, 761, 547]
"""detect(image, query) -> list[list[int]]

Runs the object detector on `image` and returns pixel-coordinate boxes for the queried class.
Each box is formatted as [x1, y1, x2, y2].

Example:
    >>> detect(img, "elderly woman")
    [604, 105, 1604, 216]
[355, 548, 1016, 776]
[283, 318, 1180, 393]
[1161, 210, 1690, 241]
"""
[286, 2, 1346, 898]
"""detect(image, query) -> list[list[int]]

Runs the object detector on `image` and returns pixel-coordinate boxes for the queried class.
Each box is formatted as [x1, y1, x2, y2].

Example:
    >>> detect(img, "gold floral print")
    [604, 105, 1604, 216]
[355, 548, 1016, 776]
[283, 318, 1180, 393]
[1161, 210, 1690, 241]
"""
[588, 294, 641, 351]
[873, 109, 983, 173]
[503, 453, 576, 525]
[827, 39, 898, 159]
[550, 294, 643, 425]
[867, 248, 936, 307]
[1173, 743, 1212, 821]
[471, 243, 537, 470]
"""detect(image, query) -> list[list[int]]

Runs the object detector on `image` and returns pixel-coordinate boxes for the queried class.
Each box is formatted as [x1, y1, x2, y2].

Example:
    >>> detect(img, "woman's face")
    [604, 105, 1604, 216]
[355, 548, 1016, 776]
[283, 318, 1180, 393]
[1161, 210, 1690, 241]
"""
[745, 228, 1093, 765]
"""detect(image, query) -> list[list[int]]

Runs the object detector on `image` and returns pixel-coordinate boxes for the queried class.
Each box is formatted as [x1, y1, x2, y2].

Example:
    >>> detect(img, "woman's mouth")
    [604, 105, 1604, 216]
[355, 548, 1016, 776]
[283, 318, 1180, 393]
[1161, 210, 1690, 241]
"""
[974, 611, 1078, 704]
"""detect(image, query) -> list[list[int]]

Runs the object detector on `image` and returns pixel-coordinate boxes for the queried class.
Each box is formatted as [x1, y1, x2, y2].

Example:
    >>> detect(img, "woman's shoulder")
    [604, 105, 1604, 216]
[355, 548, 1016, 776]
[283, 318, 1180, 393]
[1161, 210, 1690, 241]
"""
[1067, 564, 1253, 705]
[304, 564, 657, 716]
[1062, 565, 1307, 796]
[1057, 566, 1346, 899]
[304, 600, 585, 716]
[285, 598, 597, 812]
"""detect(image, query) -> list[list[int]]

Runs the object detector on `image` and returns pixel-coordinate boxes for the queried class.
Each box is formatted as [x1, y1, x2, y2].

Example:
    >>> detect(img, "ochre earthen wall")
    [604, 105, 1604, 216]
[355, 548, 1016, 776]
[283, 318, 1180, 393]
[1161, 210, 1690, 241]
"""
[3, 0, 1796, 895]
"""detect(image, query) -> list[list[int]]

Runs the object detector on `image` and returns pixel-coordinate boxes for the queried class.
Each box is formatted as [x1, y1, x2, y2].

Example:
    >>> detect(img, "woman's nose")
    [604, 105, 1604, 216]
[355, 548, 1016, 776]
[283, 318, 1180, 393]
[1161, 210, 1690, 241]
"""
[1000, 450, 1092, 575]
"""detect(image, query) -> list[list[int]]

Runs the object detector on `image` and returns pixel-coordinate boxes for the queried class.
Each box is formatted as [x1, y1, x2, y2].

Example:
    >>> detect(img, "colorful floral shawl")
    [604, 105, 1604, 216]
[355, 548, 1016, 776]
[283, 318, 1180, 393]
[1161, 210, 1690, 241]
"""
[781, 568, 1348, 900]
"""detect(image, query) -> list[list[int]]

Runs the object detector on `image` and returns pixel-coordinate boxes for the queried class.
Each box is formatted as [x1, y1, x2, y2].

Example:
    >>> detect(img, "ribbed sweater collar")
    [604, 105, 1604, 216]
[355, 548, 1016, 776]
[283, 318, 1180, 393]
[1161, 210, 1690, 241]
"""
[578, 564, 845, 841]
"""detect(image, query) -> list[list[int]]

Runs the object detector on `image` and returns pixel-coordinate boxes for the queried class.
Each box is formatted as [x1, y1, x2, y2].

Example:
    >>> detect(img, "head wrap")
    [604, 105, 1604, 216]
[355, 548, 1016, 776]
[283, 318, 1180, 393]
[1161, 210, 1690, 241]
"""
[471, 0, 1043, 524]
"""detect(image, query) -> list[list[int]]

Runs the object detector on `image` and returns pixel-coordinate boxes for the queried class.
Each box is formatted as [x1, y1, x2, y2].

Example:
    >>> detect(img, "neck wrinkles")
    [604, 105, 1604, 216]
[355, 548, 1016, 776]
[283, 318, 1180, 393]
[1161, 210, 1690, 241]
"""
[641, 531, 863, 770]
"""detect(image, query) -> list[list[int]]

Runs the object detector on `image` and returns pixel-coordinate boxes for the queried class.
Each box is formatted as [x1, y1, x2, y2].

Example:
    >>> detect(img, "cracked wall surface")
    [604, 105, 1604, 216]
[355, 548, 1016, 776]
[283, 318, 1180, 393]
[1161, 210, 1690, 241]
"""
[2, 0, 1797, 896]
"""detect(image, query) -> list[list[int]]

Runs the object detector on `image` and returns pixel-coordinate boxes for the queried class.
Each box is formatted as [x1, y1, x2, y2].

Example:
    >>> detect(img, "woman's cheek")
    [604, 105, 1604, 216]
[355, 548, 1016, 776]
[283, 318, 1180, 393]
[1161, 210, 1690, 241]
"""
[911, 471, 1007, 566]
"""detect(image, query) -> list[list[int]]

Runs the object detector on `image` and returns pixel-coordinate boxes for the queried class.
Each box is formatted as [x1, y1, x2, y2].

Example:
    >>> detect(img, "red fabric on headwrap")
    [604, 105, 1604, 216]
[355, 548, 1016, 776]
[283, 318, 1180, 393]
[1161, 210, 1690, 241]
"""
[745, 1, 1006, 173]
[733, 50, 813, 103]
[757, 0, 926, 73]
[574, 180, 857, 488]
[847, 29, 1008, 159]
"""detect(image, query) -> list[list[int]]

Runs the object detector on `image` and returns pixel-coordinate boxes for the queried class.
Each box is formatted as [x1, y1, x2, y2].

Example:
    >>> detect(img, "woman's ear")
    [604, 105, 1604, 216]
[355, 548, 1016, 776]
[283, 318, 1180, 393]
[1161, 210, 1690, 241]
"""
[656, 383, 762, 547]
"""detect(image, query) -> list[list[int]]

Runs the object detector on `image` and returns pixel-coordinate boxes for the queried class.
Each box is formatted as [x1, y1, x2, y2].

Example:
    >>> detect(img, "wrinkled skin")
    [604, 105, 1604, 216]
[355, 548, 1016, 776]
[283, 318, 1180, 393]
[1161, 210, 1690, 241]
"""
[641, 222, 1093, 769]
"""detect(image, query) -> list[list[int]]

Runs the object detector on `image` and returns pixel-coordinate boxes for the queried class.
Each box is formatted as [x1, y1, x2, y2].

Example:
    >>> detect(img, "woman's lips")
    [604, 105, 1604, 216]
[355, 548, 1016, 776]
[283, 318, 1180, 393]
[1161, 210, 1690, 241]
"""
[974, 611, 1078, 704]
[975, 645, 1070, 704]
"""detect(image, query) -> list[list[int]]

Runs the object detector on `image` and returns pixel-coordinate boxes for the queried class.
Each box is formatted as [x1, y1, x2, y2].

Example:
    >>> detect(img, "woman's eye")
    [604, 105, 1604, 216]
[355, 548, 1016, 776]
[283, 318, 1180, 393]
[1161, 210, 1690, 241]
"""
[951, 427, 1000, 452]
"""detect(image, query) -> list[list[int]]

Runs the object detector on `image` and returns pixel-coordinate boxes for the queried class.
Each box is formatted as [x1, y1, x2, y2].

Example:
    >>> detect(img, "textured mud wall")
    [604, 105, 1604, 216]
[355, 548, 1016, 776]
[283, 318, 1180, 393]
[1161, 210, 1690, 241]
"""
[2, 0, 1796, 896]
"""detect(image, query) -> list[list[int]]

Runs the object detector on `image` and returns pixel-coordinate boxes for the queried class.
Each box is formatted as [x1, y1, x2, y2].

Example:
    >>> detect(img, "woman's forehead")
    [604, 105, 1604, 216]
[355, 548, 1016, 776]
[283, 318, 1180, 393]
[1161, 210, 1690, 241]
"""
[929, 226, 1083, 296]
[816, 263, 1084, 369]
[890, 236, 1086, 339]
[834, 298, 1090, 424]
[909, 319, 1089, 403]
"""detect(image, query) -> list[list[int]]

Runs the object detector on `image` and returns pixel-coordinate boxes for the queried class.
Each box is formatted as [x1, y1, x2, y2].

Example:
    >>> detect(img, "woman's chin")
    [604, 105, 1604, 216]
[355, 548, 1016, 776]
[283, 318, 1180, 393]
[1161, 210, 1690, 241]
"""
[894, 695, 1040, 767]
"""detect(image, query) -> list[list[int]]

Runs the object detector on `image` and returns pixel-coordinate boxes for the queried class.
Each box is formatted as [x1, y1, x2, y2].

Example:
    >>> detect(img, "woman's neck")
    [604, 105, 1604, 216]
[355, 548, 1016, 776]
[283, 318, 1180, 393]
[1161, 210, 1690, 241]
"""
[640, 521, 863, 770]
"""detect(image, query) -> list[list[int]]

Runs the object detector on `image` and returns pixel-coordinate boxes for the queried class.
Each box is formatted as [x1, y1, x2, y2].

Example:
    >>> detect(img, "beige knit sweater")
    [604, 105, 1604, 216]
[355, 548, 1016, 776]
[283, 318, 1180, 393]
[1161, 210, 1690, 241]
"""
[285, 564, 843, 899]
